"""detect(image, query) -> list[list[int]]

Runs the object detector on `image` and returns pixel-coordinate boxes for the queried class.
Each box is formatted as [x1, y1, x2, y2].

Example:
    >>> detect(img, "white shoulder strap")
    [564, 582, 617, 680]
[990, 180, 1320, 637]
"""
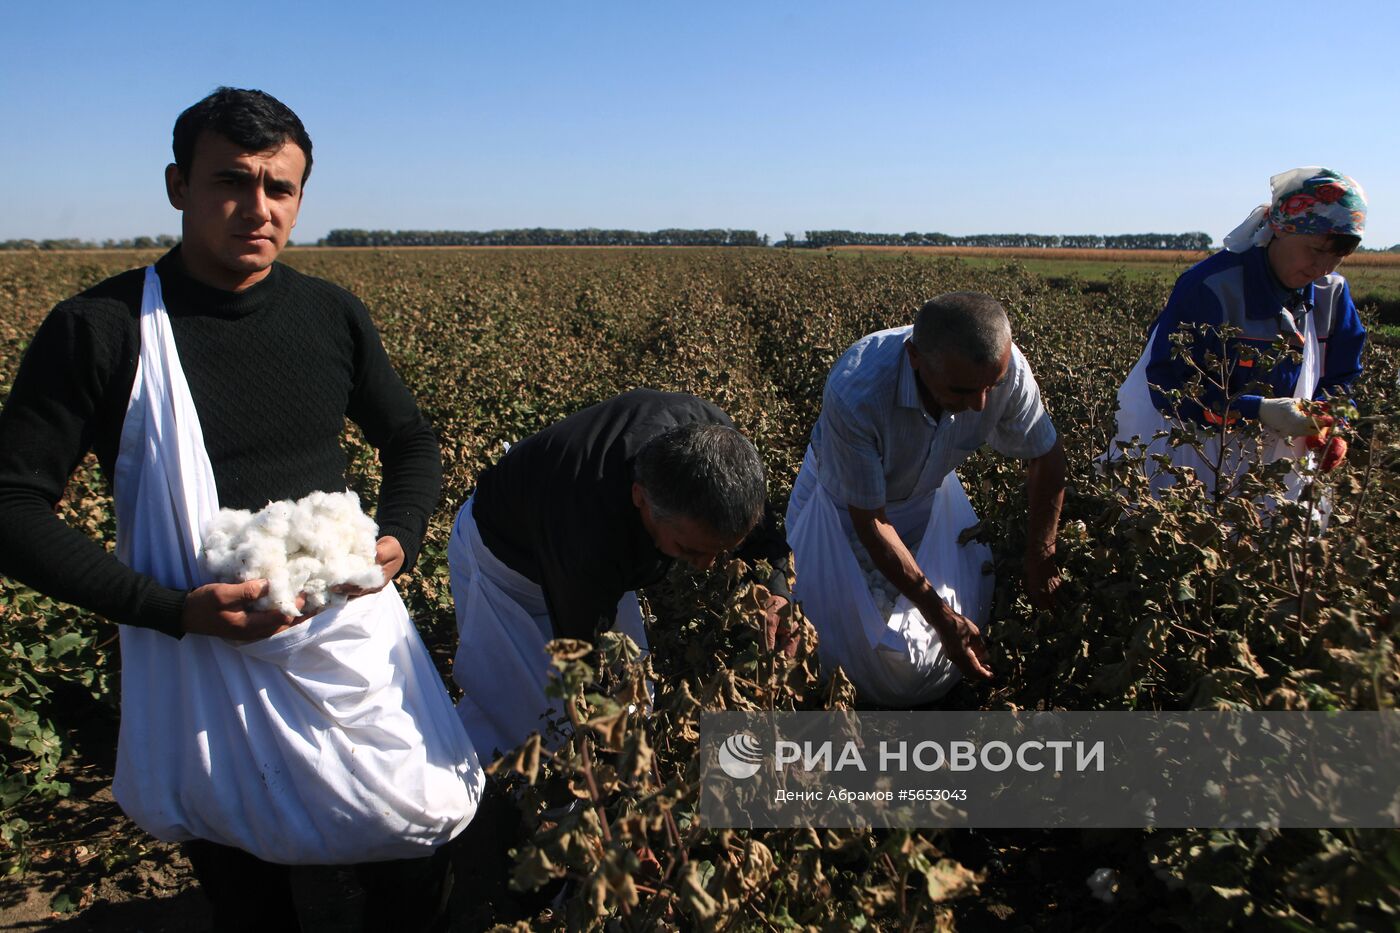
[112, 265, 219, 587]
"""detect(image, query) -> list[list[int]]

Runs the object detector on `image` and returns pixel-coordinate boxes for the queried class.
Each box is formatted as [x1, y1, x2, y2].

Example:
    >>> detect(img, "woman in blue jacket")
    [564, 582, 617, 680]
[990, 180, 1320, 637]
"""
[1105, 167, 1367, 501]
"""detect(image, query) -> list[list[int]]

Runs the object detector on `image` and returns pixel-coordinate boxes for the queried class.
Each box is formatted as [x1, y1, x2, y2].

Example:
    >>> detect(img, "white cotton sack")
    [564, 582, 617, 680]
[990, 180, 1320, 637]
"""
[849, 532, 935, 622]
[200, 490, 384, 617]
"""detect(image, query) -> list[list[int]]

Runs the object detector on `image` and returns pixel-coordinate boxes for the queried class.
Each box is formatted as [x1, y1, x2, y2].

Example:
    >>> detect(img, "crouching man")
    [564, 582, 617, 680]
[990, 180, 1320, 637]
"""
[449, 388, 793, 759]
[787, 292, 1066, 706]
[0, 87, 480, 931]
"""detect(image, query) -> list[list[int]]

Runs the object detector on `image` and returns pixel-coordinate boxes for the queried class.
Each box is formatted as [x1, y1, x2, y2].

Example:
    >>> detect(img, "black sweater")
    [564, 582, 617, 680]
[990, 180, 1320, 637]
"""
[0, 250, 442, 638]
[472, 389, 791, 641]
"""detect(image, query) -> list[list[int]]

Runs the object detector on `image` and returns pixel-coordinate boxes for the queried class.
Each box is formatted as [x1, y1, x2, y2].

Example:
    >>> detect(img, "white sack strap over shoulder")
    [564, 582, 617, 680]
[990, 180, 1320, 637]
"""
[111, 266, 481, 864]
[113, 267, 218, 586]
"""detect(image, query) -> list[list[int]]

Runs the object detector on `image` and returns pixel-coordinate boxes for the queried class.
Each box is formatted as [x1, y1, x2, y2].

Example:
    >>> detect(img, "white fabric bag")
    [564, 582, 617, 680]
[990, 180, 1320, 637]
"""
[786, 449, 993, 707]
[449, 496, 648, 759]
[111, 266, 482, 865]
[1103, 310, 1320, 504]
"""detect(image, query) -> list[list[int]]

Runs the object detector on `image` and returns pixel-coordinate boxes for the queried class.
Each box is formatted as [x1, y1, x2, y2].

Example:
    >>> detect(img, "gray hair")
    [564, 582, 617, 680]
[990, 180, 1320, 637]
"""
[634, 423, 765, 539]
[910, 291, 1012, 366]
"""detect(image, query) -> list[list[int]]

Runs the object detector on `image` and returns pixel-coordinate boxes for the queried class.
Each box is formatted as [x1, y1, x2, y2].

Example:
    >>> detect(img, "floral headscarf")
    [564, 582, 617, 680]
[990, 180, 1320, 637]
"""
[1223, 167, 1367, 253]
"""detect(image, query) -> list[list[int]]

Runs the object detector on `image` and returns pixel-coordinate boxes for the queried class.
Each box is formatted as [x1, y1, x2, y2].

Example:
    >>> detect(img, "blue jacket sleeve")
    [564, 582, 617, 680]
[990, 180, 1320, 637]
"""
[1317, 281, 1366, 407]
[1145, 280, 1263, 426]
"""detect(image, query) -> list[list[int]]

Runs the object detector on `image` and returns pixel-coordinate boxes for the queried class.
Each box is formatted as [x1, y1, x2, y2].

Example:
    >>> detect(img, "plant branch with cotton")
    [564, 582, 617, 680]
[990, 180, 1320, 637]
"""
[200, 490, 386, 617]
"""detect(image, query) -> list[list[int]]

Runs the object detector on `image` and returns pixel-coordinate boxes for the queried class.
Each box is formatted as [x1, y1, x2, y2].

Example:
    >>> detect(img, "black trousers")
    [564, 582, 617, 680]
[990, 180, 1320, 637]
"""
[182, 838, 454, 933]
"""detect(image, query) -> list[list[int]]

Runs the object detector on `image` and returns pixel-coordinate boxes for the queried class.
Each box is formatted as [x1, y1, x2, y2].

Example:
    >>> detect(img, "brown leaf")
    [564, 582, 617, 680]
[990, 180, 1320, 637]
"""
[957, 521, 986, 546]
[679, 861, 722, 921]
[547, 638, 595, 662]
[619, 728, 653, 780]
[485, 732, 542, 785]
[587, 711, 629, 750]
[924, 857, 981, 902]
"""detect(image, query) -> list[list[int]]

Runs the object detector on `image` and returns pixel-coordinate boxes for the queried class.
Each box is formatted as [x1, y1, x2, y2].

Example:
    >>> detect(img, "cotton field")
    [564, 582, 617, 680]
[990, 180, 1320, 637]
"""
[1, 247, 1396, 930]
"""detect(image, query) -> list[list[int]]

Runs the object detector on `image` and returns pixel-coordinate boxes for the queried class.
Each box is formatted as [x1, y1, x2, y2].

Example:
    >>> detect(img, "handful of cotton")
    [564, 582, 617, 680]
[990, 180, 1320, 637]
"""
[852, 541, 922, 621]
[201, 490, 384, 617]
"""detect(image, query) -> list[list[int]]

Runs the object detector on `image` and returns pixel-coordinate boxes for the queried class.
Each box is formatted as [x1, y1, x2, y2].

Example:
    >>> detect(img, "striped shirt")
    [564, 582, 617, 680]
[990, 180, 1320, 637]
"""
[809, 326, 1057, 511]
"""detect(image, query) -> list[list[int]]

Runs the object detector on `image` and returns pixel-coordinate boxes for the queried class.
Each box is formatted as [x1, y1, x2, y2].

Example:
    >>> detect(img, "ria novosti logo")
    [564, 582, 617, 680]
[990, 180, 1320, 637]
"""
[717, 731, 764, 779]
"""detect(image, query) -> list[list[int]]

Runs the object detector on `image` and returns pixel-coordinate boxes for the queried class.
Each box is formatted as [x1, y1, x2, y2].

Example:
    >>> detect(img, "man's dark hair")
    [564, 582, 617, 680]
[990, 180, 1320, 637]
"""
[1323, 233, 1362, 258]
[172, 87, 313, 185]
[634, 423, 766, 540]
[911, 291, 1011, 366]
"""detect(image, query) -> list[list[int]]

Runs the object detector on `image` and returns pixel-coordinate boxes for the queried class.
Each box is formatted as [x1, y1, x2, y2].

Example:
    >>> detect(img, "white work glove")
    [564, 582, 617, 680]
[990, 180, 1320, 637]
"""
[1258, 398, 1319, 437]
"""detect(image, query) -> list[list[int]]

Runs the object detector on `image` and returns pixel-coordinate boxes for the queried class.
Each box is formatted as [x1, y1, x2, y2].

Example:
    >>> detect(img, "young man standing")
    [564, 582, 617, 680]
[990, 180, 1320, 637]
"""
[0, 88, 478, 931]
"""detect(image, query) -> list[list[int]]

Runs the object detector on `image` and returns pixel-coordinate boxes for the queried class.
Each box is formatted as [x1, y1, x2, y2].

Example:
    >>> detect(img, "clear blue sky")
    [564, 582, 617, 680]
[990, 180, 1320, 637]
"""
[4, 1, 1398, 247]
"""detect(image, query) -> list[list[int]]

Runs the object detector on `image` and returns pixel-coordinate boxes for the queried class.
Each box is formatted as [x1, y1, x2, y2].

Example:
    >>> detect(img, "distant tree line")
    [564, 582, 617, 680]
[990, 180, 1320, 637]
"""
[798, 230, 1215, 250]
[1, 235, 179, 251]
[320, 228, 769, 247]
[23, 230, 1400, 252]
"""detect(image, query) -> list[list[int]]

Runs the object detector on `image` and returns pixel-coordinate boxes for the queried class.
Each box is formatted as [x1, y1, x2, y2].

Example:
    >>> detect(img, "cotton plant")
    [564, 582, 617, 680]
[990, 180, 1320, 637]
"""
[201, 490, 384, 617]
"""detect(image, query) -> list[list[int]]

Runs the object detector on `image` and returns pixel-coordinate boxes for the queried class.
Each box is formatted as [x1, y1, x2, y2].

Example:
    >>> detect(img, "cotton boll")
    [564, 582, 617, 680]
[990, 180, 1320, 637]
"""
[247, 502, 295, 557]
[322, 552, 382, 593]
[347, 560, 384, 590]
[209, 508, 253, 535]
[1086, 867, 1119, 903]
[352, 523, 380, 552]
[199, 490, 381, 618]
[285, 555, 320, 598]
[201, 544, 232, 580]
[237, 532, 287, 584]
[200, 510, 253, 580]
[248, 532, 299, 615]
[301, 582, 332, 612]
[347, 519, 379, 558]
[288, 506, 333, 558]
[295, 556, 334, 612]
[256, 573, 301, 617]
[202, 509, 251, 557]
[864, 566, 904, 620]
[223, 521, 292, 612]
[318, 551, 352, 584]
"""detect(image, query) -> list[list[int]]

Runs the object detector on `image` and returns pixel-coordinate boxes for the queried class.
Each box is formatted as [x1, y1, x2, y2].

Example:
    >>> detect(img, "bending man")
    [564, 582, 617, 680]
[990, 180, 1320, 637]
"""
[787, 292, 1066, 706]
[449, 388, 792, 758]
